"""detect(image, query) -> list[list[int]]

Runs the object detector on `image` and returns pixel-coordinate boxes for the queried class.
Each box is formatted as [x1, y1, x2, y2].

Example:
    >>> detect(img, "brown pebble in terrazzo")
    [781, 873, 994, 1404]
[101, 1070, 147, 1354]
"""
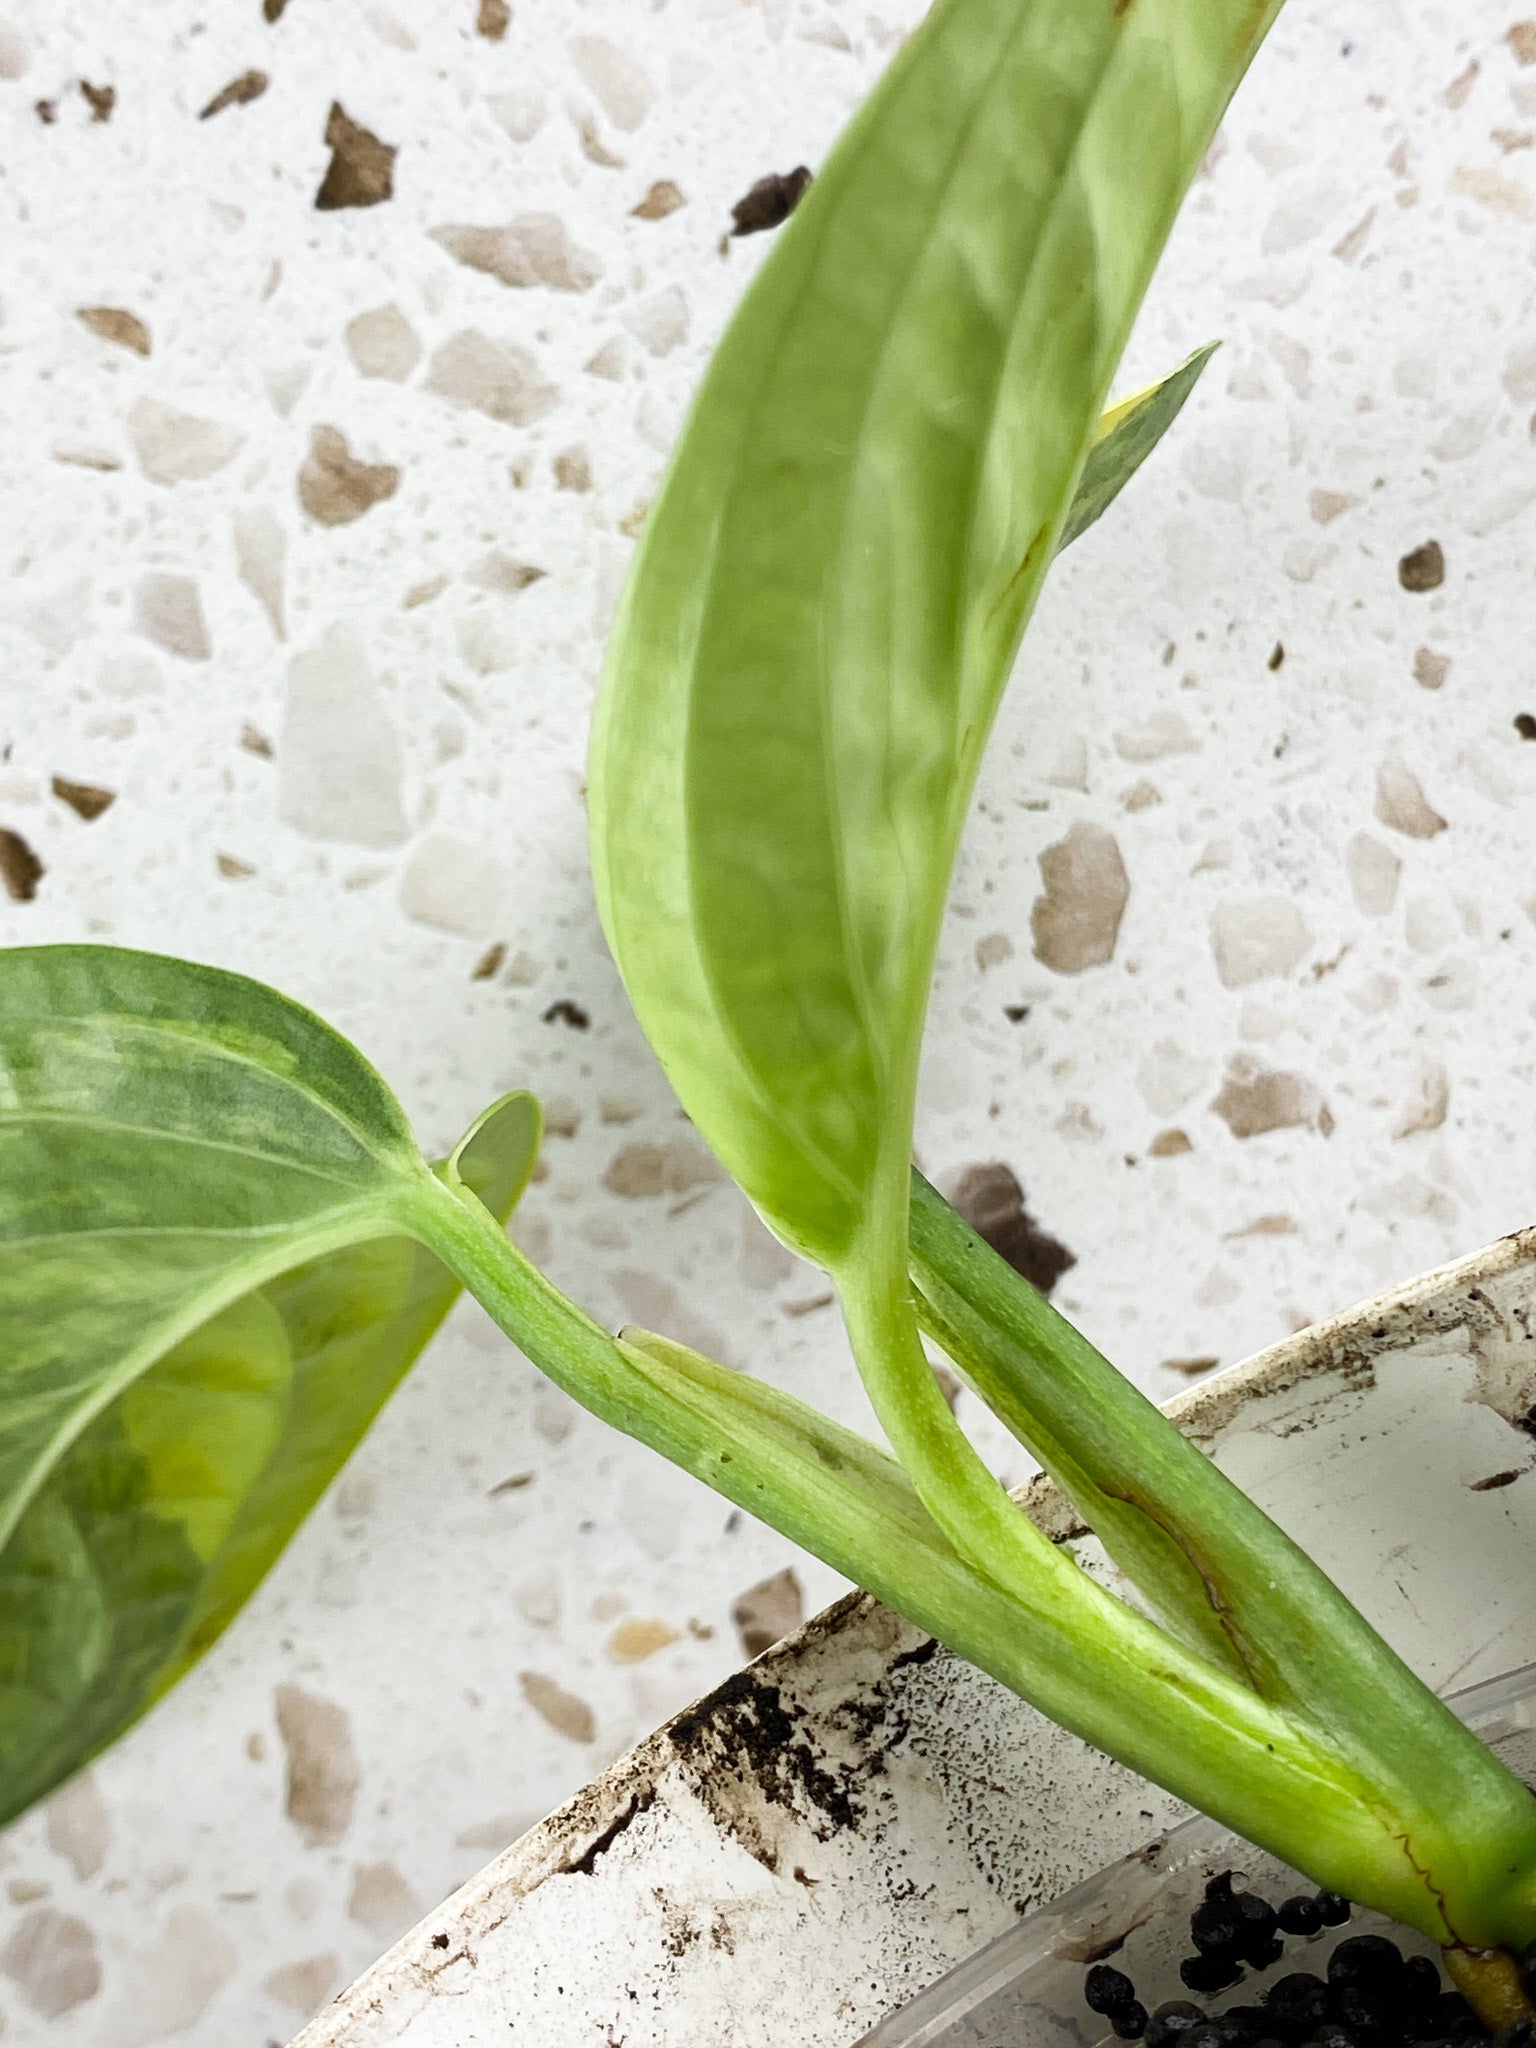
[730, 164, 813, 234]
[1375, 750, 1447, 838]
[554, 445, 592, 491]
[79, 80, 114, 122]
[273, 1684, 360, 1847]
[1030, 821, 1129, 973]
[199, 69, 268, 118]
[476, 0, 511, 38]
[130, 397, 243, 484]
[1225, 1212, 1300, 1237]
[343, 303, 421, 381]
[1210, 1056, 1323, 1139]
[633, 178, 686, 220]
[77, 305, 149, 355]
[1393, 1060, 1450, 1138]
[240, 723, 274, 757]
[263, 1952, 341, 2017]
[216, 853, 256, 878]
[297, 425, 399, 526]
[426, 329, 560, 426]
[347, 1862, 422, 1939]
[1267, 641, 1285, 670]
[35, 98, 56, 123]
[1509, 21, 1536, 63]
[604, 1138, 722, 1198]
[0, 1908, 101, 2019]
[1515, 713, 1536, 739]
[44, 1772, 110, 1881]
[948, 1161, 1077, 1297]
[732, 1569, 805, 1659]
[0, 828, 44, 902]
[1413, 645, 1450, 689]
[1165, 1355, 1220, 1377]
[542, 999, 589, 1029]
[263, 0, 290, 18]
[519, 1672, 596, 1743]
[430, 216, 600, 291]
[1397, 538, 1445, 591]
[51, 776, 114, 821]
[1148, 1129, 1193, 1157]
[135, 572, 211, 659]
[471, 941, 505, 981]
[607, 1618, 682, 1664]
[314, 102, 395, 210]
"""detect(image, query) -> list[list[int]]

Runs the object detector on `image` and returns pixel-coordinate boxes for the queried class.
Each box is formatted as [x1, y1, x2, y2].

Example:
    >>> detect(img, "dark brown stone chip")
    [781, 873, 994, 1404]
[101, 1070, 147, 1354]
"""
[948, 1162, 1077, 1298]
[315, 102, 396, 211]
[199, 70, 269, 119]
[0, 829, 44, 902]
[729, 166, 812, 236]
[79, 81, 115, 123]
[51, 777, 115, 822]
[1397, 540, 1445, 592]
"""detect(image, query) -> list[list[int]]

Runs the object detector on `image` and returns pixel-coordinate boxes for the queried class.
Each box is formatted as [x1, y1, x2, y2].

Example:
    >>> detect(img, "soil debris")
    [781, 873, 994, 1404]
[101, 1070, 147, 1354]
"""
[542, 999, 590, 1029]
[79, 80, 114, 122]
[730, 165, 813, 235]
[199, 69, 267, 118]
[315, 102, 395, 210]
[472, 942, 505, 981]
[948, 1161, 1077, 1297]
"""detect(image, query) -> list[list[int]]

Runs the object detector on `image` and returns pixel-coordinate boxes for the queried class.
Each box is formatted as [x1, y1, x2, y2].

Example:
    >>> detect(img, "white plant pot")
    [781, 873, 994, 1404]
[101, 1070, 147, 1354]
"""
[294, 1231, 1536, 2048]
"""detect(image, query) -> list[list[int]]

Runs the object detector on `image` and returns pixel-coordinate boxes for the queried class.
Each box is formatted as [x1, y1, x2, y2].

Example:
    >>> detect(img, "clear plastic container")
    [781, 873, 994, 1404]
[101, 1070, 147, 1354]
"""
[858, 1663, 1536, 2048]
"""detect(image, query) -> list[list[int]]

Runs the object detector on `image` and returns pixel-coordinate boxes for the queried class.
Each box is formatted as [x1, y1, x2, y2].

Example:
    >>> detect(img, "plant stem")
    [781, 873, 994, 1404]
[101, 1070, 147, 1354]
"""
[1443, 1947, 1535, 2032]
[403, 1167, 1496, 1947]
[907, 1171, 1536, 1954]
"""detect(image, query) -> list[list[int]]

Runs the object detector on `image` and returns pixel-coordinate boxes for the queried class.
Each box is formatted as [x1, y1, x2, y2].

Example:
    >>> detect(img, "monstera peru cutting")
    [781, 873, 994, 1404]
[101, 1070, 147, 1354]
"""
[4, 0, 1534, 2020]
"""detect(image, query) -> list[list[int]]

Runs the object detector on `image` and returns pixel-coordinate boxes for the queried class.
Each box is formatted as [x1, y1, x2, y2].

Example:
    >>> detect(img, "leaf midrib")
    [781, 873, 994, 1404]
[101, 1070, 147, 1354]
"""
[0, 1109, 371, 1193]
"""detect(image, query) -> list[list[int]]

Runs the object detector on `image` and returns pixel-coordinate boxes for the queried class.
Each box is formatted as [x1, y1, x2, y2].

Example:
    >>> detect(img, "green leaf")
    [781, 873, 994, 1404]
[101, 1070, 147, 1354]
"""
[590, 2, 1278, 1275]
[1060, 344, 1217, 552]
[0, 946, 537, 1822]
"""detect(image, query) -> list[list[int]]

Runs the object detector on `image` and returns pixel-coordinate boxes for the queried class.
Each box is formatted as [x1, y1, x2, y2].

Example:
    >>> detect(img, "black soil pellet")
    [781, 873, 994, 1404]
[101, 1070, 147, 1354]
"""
[1404, 1956, 1442, 2002]
[1147, 2001, 1207, 2048]
[1088, 1966, 1140, 2015]
[1077, 1870, 1494, 2048]
[1182, 1953, 1244, 1995]
[1263, 1971, 1333, 2040]
[1277, 1895, 1323, 1937]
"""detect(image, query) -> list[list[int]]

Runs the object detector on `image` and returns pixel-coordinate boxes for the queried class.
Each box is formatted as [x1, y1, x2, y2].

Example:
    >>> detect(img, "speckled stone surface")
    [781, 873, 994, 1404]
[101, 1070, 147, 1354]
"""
[0, 0, 1534, 2040]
